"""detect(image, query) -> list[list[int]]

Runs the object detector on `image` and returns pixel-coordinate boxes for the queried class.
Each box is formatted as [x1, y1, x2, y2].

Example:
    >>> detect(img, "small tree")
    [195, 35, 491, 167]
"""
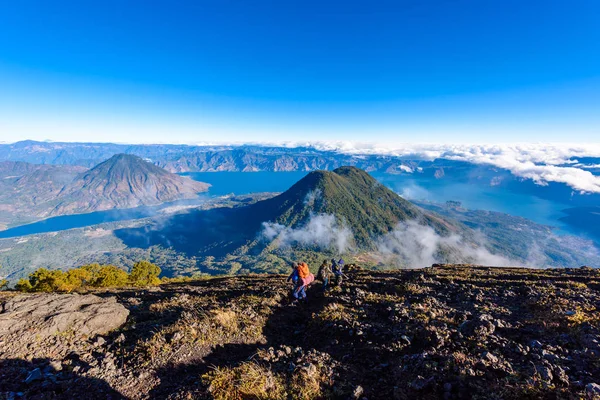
[15, 278, 32, 292]
[60, 268, 92, 292]
[94, 265, 128, 287]
[28, 268, 67, 292]
[129, 261, 161, 286]
[81, 263, 102, 282]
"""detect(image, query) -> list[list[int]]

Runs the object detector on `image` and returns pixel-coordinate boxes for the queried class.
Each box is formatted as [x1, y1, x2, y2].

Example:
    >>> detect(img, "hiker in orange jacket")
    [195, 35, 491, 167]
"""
[292, 262, 314, 303]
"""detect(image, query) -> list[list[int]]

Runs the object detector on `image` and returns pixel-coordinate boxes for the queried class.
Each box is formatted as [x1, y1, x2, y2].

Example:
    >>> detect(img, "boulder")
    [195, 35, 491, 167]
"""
[459, 315, 496, 338]
[0, 293, 129, 358]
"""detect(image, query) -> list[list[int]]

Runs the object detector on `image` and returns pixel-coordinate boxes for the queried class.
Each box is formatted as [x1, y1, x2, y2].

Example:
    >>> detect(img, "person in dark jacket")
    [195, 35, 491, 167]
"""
[317, 259, 333, 291]
[332, 258, 344, 287]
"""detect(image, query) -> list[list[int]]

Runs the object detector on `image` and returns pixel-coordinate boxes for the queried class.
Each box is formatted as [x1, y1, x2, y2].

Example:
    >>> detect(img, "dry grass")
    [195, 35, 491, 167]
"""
[213, 310, 240, 333]
[317, 303, 352, 323]
[202, 360, 330, 400]
[136, 305, 268, 367]
[203, 362, 286, 400]
[289, 363, 327, 400]
[395, 282, 428, 295]
[566, 306, 599, 327]
[363, 291, 404, 304]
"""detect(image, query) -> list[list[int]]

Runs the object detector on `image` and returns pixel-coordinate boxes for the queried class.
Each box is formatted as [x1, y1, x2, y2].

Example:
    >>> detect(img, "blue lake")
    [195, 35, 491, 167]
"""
[181, 171, 309, 196]
[369, 173, 572, 230]
[0, 199, 206, 239]
[0, 171, 579, 239]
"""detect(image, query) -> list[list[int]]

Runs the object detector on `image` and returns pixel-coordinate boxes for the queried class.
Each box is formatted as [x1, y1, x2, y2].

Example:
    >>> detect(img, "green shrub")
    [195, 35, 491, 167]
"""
[15, 278, 32, 292]
[61, 268, 92, 292]
[129, 261, 162, 286]
[81, 263, 102, 280]
[93, 265, 129, 287]
[0, 279, 8, 291]
[28, 268, 67, 292]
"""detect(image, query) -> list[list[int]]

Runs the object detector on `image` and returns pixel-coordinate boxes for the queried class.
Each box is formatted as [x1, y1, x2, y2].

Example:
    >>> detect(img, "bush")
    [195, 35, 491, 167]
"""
[61, 268, 92, 292]
[0, 279, 8, 291]
[81, 263, 103, 280]
[28, 268, 67, 292]
[129, 261, 162, 286]
[93, 265, 129, 287]
[15, 278, 32, 292]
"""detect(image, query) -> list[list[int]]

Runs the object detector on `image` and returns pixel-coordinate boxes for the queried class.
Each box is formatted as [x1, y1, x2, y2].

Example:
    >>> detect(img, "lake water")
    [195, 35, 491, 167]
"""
[181, 171, 309, 196]
[0, 199, 206, 239]
[0, 171, 577, 239]
[369, 173, 572, 230]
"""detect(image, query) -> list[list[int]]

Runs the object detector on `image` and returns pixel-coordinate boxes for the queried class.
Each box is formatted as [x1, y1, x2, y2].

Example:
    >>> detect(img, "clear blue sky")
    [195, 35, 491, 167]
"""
[0, 0, 599, 144]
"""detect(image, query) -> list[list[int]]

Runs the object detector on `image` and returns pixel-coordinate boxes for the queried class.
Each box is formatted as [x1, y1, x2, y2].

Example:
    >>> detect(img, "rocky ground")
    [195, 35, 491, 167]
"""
[1, 265, 600, 399]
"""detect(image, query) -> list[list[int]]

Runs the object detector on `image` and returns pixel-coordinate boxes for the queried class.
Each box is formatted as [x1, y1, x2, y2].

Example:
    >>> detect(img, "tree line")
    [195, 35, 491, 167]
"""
[4, 261, 162, 293]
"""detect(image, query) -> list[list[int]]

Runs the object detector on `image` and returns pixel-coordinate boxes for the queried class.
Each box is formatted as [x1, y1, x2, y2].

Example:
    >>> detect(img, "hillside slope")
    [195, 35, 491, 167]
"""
[0, 162, 87, 228]
[0, 156, 209, 228]
[247, 166, 458, 248]
[51, 154, 209, 215]
[1, 265, 599, 399]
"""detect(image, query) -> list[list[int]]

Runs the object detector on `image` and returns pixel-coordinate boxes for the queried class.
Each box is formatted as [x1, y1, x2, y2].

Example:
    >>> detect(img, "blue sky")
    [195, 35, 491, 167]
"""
[0, 0, 599, 144]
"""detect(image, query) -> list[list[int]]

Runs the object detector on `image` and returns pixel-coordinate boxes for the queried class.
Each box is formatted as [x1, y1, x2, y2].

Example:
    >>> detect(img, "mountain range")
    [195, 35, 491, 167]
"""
[0, 154, 208, 229]
[0, 140, 503, 176]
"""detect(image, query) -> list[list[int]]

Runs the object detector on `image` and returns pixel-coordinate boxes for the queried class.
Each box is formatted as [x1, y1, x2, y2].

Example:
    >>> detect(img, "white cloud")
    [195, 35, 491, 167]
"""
[303, 189, 321, 207]
[303, 142, 600, 194]
[216, 140, 600, 193]
[375, 220, 514, 268]
[261, 213, 353, 253]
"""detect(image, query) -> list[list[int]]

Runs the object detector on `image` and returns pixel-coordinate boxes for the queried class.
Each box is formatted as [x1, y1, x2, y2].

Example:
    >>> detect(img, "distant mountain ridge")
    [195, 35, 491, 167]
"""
[0, 140, 468, 175]
[0, 155, 209, 229]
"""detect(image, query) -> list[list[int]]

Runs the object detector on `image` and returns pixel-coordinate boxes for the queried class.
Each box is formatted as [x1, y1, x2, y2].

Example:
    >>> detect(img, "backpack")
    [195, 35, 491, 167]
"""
[297, 262, 310, 279]
[333, 261, 343, 274]
[302, 273, 315, 286]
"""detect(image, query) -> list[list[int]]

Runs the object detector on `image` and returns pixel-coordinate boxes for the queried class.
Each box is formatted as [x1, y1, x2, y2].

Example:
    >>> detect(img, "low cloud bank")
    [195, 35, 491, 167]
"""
[248, 141, 600, 194]
[207, 141, 600, 194]
[309, 142, 600, 194]
[261, 213, 353, 253]
[376, 221, 514, 268]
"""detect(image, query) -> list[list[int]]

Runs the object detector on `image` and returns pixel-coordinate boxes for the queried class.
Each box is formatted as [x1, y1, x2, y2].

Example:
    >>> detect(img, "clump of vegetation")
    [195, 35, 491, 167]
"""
[203, 362, 286, 400]
[317, 303, 352, 323]
[288, 363, 328, 400]
[202, 359, 331, 400]
[212, 310, 240, 333]
[14, 261, 162, 292]
[128, 260, 162, 286]
[396, 282, 427, 295]
[566, 306, 599, 327]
